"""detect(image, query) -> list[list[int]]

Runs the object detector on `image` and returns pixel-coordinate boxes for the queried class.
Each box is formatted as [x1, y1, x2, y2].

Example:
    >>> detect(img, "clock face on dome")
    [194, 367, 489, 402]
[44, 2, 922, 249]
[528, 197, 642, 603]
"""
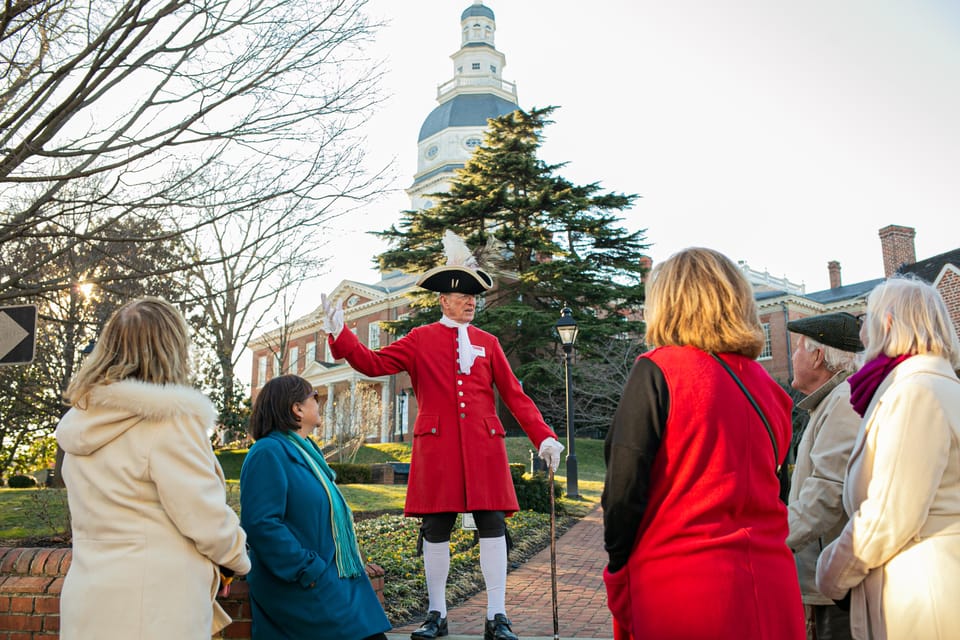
[426, 145, 439, 160]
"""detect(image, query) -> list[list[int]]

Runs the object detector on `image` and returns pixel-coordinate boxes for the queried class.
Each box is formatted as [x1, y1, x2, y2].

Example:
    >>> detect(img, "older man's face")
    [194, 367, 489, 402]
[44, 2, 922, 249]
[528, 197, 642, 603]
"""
[791, 336, 828, 395]
[440, 292, 477, 323]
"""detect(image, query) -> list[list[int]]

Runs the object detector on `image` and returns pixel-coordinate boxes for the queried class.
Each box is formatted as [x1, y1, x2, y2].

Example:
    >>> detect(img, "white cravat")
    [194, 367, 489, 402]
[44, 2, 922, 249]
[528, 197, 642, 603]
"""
[439, 315, 476, 374]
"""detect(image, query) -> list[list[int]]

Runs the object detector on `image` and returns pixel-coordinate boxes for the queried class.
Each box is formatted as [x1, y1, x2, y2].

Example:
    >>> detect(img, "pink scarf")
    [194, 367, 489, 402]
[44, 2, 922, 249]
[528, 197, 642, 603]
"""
[848, 353, 913, 417]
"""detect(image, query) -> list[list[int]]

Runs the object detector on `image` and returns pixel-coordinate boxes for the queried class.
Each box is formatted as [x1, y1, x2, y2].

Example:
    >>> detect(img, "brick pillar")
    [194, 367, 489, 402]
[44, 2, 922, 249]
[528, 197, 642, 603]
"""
[828, 260, 842, 289]
[1, 548, 385, 640]
[878, 225, 916, 278]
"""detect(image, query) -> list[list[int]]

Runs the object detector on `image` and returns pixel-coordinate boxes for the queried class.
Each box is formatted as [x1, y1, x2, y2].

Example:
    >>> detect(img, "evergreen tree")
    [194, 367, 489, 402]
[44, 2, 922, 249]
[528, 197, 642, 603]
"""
[376, 106, 648, 391]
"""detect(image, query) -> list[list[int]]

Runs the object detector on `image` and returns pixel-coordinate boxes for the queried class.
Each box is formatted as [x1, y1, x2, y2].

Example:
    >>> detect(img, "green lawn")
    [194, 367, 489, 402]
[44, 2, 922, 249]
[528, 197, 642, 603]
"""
[0, 438, 606, 624]
[1, 437, 607, 542]
[216, 437, 606, 482]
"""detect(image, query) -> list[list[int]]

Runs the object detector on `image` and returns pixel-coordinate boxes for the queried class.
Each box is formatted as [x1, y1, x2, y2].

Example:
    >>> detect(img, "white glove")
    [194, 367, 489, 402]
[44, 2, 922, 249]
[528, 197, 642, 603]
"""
[321, 293, 344, 337]
[538, 437, 565, 472]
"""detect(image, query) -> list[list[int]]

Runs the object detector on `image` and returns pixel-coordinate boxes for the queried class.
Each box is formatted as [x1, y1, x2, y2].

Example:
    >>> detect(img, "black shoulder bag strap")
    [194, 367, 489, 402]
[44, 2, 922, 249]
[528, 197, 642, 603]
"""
[710, 353, 781, 474]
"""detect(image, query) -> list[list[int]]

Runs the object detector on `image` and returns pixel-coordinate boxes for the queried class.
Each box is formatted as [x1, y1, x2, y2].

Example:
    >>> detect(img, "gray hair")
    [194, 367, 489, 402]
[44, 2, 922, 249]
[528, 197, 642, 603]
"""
[802, 335, 858, 374]
[860, 275, 960, 368]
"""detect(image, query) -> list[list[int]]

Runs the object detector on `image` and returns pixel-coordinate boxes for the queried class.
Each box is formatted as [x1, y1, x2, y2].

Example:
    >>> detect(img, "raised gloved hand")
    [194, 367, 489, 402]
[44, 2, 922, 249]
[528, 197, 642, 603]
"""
[321, 293, 344, 337]
[538, 436, 565, 472]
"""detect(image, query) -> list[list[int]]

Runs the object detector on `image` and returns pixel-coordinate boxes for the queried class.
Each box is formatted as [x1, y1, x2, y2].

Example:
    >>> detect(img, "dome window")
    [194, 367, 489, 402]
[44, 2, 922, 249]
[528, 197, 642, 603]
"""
[426, 145, 439, 160]
[471, 62, 480, 70]
[464, 137, 482, 149]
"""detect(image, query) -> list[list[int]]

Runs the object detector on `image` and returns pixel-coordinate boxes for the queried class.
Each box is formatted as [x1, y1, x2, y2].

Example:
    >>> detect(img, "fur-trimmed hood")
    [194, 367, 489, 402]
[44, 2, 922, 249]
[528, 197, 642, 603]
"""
[56, 379, 217, 456]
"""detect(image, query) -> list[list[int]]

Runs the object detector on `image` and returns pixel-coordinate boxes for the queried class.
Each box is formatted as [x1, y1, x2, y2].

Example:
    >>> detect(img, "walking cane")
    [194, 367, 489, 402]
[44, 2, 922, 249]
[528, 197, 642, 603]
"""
[549, 467, 559, 640]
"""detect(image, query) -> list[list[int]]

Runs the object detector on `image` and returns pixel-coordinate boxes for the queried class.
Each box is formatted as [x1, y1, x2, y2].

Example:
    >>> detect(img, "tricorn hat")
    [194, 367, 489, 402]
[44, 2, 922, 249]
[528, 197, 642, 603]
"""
[416, 230, 494, 294]
[787, 311, 863, 353]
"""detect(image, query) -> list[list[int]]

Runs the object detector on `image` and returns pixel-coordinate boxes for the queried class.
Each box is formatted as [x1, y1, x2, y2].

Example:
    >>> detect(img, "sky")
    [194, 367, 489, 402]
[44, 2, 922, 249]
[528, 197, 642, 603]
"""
[289, 0, 960, 320]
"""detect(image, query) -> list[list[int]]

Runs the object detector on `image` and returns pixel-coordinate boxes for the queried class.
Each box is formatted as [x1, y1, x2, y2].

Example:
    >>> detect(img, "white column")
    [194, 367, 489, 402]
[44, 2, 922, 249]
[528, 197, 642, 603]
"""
[380, 383, 391, 443]
[324, 383, 335, 441]
[349, 379, 357, 437]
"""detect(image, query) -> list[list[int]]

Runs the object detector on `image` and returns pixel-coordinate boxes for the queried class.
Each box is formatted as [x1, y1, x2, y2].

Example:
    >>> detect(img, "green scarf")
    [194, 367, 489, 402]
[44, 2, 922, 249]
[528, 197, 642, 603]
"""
[279, 431, 366, 579]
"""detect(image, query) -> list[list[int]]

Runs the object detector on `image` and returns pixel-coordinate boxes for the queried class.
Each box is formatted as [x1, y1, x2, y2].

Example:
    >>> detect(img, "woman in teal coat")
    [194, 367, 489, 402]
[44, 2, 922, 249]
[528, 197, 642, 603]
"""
[240, 375, 391, 639]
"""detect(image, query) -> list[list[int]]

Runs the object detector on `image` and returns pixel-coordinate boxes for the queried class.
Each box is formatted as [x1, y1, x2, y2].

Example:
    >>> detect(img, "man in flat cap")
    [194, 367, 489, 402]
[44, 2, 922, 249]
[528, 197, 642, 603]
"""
[786, 311, 863, 640]
[322, 231, 563, 640]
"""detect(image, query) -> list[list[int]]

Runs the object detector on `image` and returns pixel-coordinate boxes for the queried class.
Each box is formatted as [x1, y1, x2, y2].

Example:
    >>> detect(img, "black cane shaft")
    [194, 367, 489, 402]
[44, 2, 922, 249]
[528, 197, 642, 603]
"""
[549, 468, 559, 639]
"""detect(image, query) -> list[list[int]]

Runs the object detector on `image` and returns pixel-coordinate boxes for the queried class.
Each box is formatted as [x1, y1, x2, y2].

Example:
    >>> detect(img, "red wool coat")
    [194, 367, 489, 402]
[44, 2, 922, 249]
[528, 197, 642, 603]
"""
[329, 322, 556, 516]
[604, 346, 805, 640]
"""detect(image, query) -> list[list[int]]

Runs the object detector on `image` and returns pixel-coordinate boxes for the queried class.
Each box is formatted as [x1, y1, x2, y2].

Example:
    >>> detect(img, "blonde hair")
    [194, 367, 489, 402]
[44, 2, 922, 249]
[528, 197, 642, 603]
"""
[65, 297, 193, 408]
[860, 276, 960, 367]
[644, 247, 764, 358]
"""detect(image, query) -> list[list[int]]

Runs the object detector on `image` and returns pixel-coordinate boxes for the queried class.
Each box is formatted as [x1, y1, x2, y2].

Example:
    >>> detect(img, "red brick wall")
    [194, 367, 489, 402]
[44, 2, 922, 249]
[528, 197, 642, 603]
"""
[938, 269, 960, 340]
[0, 548, 385, 639]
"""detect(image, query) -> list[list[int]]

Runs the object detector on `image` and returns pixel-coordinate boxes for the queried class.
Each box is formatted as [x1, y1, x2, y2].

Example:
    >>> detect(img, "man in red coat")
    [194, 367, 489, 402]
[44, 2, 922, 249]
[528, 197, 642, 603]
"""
[322, 245, 563, 640]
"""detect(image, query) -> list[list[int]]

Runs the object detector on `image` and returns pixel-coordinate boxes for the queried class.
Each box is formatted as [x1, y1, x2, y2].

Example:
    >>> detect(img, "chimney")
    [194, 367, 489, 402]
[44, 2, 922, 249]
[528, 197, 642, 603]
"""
[878, 225, 916, 278]
[828, 261, 841, 289]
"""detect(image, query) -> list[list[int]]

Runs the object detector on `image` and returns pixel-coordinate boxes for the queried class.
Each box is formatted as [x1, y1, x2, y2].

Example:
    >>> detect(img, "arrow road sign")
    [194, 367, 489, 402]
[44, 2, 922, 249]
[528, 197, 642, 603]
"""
[0, 305, 37, 365]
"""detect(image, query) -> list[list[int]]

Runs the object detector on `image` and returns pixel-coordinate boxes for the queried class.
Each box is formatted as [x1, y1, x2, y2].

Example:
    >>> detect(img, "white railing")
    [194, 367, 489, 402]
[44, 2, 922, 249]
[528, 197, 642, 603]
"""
[437, 76, 517, 101]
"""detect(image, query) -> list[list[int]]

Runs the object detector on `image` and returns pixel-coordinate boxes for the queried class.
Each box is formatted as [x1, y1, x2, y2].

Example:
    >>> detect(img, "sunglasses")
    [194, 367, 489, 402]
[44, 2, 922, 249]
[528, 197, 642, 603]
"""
[301, 390, 320, 404]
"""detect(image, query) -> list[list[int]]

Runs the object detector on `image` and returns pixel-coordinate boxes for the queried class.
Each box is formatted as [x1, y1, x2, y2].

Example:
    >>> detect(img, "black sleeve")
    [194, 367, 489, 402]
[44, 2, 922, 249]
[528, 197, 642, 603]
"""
[601, 357, 669, 573]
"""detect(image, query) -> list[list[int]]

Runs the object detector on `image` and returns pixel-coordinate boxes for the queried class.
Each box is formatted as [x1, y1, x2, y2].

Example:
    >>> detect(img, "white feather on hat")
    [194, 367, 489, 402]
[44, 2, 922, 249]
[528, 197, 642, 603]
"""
[417, 230, 494, 294]
[442, 229, 479, 268]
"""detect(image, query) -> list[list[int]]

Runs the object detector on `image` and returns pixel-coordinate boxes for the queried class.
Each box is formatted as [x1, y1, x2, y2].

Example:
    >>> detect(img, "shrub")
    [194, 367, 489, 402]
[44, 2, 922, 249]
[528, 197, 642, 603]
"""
[329, 463, 372, 484]
[511, 465, 564, 514]
[8, 474, 38, 488]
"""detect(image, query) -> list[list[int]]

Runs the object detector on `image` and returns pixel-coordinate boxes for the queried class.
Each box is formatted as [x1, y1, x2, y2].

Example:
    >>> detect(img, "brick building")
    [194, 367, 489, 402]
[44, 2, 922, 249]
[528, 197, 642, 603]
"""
[249, 223, 958, 442]
[753, 224, 959, 386]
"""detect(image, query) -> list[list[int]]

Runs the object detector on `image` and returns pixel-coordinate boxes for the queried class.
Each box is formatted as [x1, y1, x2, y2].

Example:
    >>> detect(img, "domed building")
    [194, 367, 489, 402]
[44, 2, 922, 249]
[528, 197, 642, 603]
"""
[407, 0, 521, 210]
[249, 1, 525, 444]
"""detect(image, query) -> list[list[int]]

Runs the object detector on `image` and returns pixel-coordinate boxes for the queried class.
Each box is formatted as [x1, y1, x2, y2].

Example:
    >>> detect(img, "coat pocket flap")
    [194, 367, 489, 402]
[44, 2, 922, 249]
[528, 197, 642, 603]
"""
[482, 416, 506, 437]
[414, 414, 440, 437]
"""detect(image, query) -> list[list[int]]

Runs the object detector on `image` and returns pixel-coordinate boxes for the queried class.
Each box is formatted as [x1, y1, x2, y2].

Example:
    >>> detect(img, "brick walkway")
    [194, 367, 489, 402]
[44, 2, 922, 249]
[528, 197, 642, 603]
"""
[389, 505, 613, 640]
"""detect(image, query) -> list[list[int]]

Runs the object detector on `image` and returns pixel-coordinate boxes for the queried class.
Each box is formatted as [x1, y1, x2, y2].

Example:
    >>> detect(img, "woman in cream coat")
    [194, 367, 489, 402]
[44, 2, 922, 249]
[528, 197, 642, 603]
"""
[56, 298, 250, 640]
[816, 277, 960, 640]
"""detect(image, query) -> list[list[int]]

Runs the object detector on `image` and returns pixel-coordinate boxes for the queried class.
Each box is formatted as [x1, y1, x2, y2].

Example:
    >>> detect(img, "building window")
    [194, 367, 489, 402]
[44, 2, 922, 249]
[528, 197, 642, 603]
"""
[257, 356, 267, 386]
[465, 137, 482, 149]
[289, 345, 299, 373]
[306, 341, 316, 364]
[368, 322, 381, 350]
[759, 323, 772, 360]
[490, 64, 496, 73]
[471, 62, 480, 70]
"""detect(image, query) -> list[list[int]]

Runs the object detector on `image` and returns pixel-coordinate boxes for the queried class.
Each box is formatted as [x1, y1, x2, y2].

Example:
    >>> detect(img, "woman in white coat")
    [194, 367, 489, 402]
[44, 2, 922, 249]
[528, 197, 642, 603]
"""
[816, 277, 960, 640]
[56, 297, 250, 640]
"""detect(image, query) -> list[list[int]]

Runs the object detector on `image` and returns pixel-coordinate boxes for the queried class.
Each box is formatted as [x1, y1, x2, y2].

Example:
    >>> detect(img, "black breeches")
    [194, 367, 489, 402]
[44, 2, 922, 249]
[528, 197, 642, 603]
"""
[420, 511, 506, 542]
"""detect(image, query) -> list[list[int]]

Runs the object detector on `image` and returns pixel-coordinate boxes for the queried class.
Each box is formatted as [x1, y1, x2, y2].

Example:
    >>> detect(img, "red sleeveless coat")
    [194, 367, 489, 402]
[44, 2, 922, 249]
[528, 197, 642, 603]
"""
[603, 346, 805, 639]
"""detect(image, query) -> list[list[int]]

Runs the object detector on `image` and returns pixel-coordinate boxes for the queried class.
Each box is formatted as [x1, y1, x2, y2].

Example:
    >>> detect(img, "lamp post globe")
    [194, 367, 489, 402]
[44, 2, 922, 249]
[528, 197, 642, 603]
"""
[555, 307, 579, 499]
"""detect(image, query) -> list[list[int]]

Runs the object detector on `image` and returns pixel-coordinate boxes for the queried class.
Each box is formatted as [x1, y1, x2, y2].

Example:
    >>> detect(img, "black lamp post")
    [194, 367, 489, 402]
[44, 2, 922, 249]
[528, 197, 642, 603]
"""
[555, 306, 580, 499]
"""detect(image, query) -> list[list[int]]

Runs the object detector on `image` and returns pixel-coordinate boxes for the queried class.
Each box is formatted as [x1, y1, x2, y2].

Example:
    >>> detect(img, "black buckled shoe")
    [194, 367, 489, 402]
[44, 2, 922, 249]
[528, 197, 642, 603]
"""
[411, 610, 448, 639]
[484, 613, 518, 640]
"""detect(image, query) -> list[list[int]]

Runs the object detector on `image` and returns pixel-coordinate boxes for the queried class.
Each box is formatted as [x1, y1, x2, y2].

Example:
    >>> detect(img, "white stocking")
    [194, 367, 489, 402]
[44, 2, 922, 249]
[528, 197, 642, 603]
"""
[479, 535, 508, 620]
[422, 540, 450, 617]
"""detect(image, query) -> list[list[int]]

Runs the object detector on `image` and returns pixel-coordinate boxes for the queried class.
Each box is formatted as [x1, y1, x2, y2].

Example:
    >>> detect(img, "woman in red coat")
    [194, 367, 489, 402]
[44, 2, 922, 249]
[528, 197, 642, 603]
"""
[602, 247, 805, 640]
